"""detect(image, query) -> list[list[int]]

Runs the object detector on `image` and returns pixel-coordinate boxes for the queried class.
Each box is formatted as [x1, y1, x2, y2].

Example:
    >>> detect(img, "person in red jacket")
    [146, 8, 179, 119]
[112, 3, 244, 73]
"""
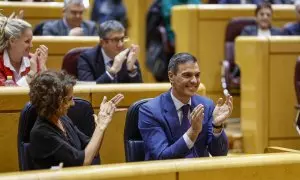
[0, 13, 48, 86]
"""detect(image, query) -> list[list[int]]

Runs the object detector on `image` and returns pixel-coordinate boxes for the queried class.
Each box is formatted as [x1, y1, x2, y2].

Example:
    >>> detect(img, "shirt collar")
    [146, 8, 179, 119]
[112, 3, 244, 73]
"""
[170, 89, 191, 111]
[101, 48, 113, 65]
[3, 49, 30, 73]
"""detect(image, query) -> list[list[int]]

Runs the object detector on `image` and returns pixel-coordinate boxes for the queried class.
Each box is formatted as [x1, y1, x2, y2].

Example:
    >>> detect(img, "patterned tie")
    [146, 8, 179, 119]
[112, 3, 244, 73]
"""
[181, 104, 196, 158]
[107, 60, 117, 83]
[181, 104, 190, 132]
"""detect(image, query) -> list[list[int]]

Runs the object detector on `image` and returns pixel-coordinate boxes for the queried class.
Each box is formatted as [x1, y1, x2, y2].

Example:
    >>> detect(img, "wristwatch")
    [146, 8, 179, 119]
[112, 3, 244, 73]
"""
[212, 123, 224, 129]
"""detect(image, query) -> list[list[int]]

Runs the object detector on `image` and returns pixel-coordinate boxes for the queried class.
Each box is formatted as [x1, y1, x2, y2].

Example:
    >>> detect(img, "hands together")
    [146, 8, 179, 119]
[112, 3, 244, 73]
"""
[189, 94, 233, 134]
[93, 94, 124, 130]
[110, 44, 139, 74]
[29, 45, 48, 74]
[213, 94, 233, 126]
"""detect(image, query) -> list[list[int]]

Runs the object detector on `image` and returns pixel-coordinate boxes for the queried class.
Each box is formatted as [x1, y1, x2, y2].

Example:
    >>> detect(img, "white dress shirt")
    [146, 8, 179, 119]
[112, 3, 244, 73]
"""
[3, 50, 30, 86]
[258, 28, 271, 37]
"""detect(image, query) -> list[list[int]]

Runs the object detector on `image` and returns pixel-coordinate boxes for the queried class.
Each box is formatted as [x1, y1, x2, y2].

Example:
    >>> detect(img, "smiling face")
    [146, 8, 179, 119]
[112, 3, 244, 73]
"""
[101, 31, 126, 58]
[169, 61, 201, 103]
[9, 28, 33, 58]
[256, 7, 272, 30]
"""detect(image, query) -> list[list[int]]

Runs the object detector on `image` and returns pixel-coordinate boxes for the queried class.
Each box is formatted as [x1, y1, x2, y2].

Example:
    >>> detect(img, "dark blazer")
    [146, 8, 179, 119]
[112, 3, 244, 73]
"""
[240, 25, 282, 36]
[282, 23, 300, 36]
[77, 45, 143, 84]
[42, 19, 98, 36]
[138, 91, 228, 160]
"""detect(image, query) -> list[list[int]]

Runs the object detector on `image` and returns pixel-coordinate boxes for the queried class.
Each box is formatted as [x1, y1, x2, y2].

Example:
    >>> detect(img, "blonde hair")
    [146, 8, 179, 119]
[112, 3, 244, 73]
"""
[0, 13, 32, 52]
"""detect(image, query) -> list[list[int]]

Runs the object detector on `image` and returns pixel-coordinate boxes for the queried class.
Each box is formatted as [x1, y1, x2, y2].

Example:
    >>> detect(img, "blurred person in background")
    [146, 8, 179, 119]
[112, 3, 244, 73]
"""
[91, 0, 128, 28]
[43, 0, 98, 36]
[0, 13, 48, 86]
[241, 2, 281, 36]
[282, 0, 300, 35]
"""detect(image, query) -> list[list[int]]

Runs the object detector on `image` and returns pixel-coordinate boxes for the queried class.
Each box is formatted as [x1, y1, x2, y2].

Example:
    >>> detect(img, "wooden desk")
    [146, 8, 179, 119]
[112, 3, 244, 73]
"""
[236, 37, 300, 153]
[0, 153, 300, 180]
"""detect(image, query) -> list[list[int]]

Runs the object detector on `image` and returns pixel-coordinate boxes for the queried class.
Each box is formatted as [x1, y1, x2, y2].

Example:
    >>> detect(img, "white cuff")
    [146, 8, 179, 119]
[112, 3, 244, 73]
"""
[213, 129, 223, 137]
[183, 133, 194, 149]
[106, 71, 115, 80]
[128, 70, 138, 77]
[16, 76, 28, 87]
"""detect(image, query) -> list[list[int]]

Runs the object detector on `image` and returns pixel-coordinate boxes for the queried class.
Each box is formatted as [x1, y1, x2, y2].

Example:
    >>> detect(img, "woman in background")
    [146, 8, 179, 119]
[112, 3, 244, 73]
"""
[0, 13, 48, 86]
[241, 2, 281, 36]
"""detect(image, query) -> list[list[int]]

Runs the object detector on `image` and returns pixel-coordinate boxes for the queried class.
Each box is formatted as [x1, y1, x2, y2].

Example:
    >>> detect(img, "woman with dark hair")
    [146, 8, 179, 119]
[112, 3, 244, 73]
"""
[29, 71, 124, 169]
[241, 2, 281, 36]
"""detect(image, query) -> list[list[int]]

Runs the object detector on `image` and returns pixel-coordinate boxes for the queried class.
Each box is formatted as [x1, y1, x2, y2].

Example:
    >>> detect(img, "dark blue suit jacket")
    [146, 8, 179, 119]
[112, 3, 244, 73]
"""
[282, 23, 300, 35]
[42, 19, 98, 36]
[240, 25, 282, 36]
[138, 91, 228, 160]
[77, 45, 143, 84]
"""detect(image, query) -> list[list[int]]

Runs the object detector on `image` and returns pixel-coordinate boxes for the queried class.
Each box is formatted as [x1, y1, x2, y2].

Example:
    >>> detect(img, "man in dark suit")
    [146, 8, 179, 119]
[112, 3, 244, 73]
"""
[42, 0, 98, 36]
[77, 20, 142, 83]
[282, 0, 300, 35]
[241, 2, 282, 36]
[138, 53, 233, 160]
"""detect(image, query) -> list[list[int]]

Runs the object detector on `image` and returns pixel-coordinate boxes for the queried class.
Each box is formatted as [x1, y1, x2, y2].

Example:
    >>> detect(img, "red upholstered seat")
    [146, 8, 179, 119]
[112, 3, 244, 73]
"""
[62, 47, 92, 78]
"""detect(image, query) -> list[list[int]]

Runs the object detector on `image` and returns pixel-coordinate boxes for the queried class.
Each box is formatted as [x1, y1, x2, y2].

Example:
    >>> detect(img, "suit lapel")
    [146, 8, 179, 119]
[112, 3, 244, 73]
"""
[95, 46, 106, 78]
[162, 91, 183, 141]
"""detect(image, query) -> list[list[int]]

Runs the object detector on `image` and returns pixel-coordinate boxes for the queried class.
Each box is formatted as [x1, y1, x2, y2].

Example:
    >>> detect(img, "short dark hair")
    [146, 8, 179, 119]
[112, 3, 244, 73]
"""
[29, 71, 76, 119]
[168, 53, 197, 74]
[255, 2, 272, 16]
[98, 20, 125, 39]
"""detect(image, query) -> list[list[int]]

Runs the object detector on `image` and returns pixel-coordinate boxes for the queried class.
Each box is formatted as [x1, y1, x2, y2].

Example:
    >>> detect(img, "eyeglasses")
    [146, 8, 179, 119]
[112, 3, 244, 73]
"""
[103, 36, 129, 44]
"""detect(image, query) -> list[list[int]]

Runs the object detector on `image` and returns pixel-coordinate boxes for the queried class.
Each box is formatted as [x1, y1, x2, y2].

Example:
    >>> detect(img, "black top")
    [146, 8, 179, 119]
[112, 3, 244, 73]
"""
[29, 115, 90, 170]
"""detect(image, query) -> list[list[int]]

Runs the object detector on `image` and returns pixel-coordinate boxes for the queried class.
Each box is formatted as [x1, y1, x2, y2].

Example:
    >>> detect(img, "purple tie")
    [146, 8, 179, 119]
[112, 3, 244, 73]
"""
[181, 104, 196, 158]
[107, 61, 117, 83]
[181, 104, 190, 131]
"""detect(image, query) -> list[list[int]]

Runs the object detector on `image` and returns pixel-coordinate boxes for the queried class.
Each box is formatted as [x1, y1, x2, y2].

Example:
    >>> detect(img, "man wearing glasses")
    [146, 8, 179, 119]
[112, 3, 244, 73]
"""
[77, 20, 143, 83]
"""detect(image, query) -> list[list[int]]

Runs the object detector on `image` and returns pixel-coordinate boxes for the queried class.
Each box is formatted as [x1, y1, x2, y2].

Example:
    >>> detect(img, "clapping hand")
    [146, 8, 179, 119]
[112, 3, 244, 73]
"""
[213, 94, 233, 126]
[68, 27, 84, 36]
[37, 45, 48, 72]
[93, 94, 124, 130]
[190, 104, 205, 133]
[29, 50, 38, 74]
[126, 44, 139, 71]
[110, 48, 130, 74]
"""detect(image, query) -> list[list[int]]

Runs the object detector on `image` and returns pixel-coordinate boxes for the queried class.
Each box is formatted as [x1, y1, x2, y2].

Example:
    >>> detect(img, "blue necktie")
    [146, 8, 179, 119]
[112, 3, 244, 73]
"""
[181, 104, 190, 133]
[181, 104, 196, 158]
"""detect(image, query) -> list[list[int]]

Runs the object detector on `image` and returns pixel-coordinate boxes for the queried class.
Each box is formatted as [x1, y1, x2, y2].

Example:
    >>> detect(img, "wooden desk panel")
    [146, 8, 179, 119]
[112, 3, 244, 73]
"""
[0, 2, 63, 28]
[236, 37, 300, 153]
